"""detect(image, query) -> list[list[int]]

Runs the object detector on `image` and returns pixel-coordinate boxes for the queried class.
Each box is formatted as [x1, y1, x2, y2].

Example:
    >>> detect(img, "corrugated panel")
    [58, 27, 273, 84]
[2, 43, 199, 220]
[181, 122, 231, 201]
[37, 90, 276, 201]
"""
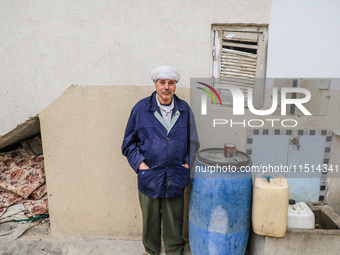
[223, 32, 258, 42]
[218, 30, 258, 105]
[220, 49, 257, 79]
[222, 41, 257, 50]
[219, 87, 249, 106]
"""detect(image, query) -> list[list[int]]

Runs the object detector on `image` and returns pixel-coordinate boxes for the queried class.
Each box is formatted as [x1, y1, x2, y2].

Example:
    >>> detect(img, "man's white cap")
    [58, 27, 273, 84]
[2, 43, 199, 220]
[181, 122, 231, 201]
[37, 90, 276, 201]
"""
[151, 66, 180, 83]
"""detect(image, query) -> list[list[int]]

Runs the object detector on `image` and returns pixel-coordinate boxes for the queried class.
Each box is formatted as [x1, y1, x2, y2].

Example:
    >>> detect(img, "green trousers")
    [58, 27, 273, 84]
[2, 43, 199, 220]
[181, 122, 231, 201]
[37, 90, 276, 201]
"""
[139, 191, 186, 255]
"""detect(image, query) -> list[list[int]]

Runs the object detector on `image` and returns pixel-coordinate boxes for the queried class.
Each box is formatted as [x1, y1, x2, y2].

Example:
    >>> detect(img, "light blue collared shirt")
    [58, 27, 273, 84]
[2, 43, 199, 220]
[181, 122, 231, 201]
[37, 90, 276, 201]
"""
[155, 94, 174, 127]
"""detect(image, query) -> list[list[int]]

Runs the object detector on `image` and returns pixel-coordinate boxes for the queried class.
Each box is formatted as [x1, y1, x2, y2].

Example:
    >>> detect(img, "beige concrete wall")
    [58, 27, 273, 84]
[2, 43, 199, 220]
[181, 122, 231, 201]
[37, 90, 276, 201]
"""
[39, 85, 190, 238]
[250, 228, 340, 255]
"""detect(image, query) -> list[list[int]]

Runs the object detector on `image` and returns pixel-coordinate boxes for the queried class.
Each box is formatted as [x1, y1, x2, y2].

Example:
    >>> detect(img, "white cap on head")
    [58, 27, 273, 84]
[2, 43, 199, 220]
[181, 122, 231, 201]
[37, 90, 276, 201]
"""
[151, 66, 180, 83]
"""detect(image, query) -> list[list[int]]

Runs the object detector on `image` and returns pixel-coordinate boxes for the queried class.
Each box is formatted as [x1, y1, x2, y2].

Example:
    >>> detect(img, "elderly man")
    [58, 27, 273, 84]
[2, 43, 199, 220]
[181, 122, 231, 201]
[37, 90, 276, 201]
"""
[121, 66, 199, 255]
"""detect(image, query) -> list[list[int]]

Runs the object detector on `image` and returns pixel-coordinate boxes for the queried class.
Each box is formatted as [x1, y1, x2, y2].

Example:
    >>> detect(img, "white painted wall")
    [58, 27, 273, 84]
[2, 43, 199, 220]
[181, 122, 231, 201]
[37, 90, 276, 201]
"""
[267, 0, 340, 84]
[0, 0, 272, 135]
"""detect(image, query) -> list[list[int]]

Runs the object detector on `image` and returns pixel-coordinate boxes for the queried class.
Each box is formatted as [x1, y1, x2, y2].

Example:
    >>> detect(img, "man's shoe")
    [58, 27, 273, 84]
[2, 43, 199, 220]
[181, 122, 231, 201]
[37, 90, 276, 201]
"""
[142, 253, 149, 255]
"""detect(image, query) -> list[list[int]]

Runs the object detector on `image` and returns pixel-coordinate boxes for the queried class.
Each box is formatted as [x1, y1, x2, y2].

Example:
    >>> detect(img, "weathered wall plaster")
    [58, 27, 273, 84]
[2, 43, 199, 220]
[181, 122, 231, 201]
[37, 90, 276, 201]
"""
[0, 0, 272, 135]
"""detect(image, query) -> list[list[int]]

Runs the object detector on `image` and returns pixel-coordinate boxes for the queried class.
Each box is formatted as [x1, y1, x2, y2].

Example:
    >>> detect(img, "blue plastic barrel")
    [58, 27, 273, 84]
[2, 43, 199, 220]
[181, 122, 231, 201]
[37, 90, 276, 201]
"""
[189, 148, 252, 255]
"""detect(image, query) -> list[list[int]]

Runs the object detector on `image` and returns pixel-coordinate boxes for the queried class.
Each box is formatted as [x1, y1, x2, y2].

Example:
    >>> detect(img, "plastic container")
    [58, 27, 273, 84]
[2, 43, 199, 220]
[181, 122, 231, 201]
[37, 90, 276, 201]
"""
[252, 174, 289, 237]
[189, 148, 252, 255]
[288, 201, 315, 229]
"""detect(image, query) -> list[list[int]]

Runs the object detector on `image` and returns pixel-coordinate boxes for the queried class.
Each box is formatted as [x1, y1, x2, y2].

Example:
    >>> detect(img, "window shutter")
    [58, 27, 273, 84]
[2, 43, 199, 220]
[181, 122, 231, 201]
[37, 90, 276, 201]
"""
[212, 25, 268, 108]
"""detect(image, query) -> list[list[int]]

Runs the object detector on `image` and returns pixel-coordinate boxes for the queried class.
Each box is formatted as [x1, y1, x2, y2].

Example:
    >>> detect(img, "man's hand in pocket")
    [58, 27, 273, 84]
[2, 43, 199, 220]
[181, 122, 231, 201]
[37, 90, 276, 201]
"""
[139, 162, 149, 170]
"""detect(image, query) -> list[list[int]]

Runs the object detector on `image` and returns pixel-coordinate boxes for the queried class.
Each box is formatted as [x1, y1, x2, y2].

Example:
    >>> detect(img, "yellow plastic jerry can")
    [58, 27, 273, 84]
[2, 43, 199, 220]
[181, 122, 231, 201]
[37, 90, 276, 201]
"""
[252, 174, 289, 237]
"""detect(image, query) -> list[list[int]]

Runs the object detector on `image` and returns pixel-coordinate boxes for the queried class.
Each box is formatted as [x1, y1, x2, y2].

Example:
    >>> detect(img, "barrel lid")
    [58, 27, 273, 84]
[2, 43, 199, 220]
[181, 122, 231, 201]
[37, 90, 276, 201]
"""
[196, 148, 251, 167]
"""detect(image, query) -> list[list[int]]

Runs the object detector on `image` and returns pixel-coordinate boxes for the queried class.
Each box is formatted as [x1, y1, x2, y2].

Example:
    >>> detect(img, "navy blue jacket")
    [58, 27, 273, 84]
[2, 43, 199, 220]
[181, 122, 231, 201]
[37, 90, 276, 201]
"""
[121, 91, 199, 199]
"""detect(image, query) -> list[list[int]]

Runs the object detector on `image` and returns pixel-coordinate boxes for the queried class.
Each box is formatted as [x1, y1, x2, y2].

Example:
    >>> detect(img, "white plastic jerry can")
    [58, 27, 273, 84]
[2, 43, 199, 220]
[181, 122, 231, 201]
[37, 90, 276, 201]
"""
[288, 201, 315, 229]
[252, 174, 289, 237]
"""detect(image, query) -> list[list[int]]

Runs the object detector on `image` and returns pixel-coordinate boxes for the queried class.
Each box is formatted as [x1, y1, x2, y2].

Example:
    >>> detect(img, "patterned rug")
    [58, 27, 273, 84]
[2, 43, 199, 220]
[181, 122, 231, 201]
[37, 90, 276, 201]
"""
[0, 152, 48, 219]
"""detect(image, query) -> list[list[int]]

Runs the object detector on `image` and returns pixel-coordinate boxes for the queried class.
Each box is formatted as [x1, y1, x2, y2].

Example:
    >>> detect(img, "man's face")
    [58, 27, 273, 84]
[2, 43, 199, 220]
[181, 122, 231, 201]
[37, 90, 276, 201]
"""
[155, 79, 176, 104]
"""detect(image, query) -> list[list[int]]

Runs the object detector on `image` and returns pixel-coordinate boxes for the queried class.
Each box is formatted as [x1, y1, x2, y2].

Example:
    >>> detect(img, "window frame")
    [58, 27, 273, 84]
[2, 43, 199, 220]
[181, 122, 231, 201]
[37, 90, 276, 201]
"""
[210, 23, 269, 109]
